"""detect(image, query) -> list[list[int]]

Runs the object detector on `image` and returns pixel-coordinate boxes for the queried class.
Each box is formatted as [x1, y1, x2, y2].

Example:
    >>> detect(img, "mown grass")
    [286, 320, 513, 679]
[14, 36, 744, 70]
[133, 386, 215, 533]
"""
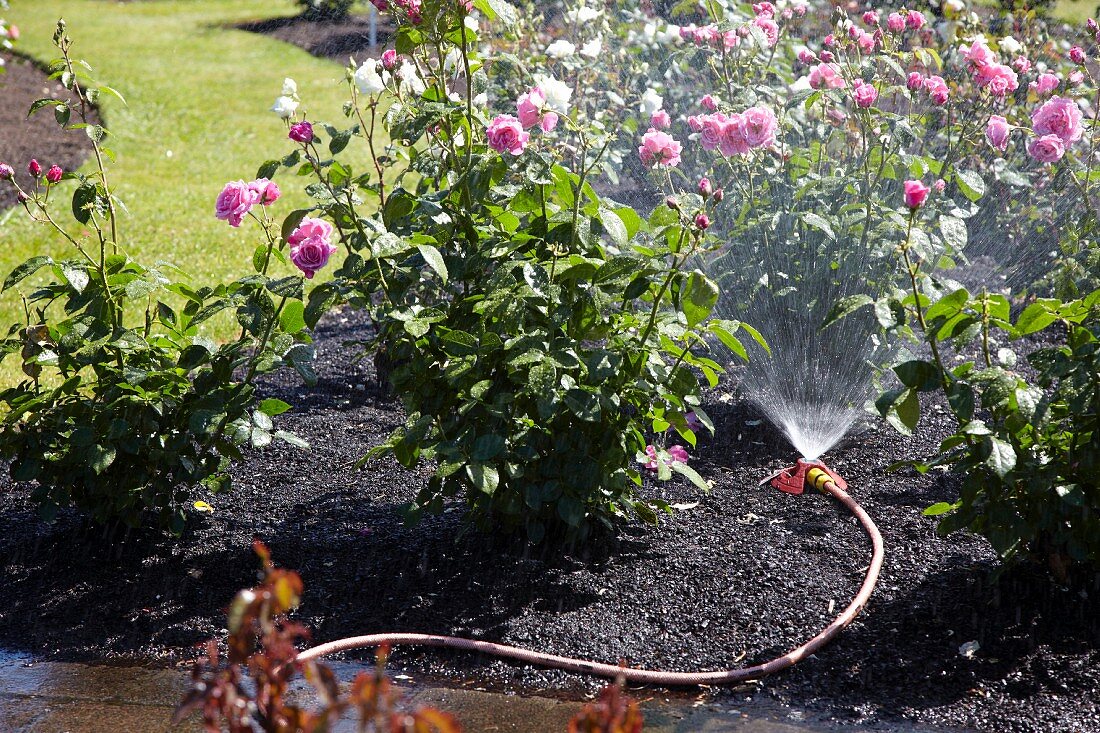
[1, 0, 379, 383]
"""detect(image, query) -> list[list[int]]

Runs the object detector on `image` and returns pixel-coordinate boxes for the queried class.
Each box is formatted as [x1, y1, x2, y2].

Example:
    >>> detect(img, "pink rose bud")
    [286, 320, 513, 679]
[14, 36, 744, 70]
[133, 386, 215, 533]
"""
[249, 178, 281, 205]
[1070, 46, 1086, 64]
[7, 25, 17, 40]
[666, 195, 680, 211]
[46, 165, 63, 184]
[695, 213, 711, 230]
[985, 115, 1010, 151]
[1070, 70, 1085, 85]
[797, 48, 815, 64]
[486, 114, 530, 156]
[933, 179, 946, 192]
[381, 49, 398, 69]
[794, 3, 807, 16]
[712, 188, 724, 202]
[863, 10, 879, 26]
[700, 94, 718, 111]
[698, 176, 713, 196]
[848, 25, 861, 40]
[904, 179, 930, 209]
[17, 191, 29, 203]
[371, 0, 387, 9]
[907, 72, 924, 91]
[1089, 17, 1098, 32]
[824, 33, 836, 47]
[906, 10, 926, 29]
[820, 50, 835, 62]
[668, 445, 689, 463]
[0, 163, 13, 179]
[28, 159, 42, 177]
[887, 12, 905, 32]
[1013, 56, 1031, 73]
[289, 121, 314, 143]
[651, 110, 671, 129]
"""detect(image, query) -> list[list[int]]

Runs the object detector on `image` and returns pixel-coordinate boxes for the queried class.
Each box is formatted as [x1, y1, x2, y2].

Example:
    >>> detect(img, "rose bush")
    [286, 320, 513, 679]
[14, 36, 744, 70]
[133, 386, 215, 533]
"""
[0, 22, 313, 531]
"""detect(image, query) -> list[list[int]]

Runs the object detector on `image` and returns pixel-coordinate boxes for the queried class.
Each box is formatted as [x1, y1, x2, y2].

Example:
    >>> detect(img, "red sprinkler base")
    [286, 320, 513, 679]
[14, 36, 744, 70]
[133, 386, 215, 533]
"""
[297, 461, 883, 686]
[763, 457, 848, 495]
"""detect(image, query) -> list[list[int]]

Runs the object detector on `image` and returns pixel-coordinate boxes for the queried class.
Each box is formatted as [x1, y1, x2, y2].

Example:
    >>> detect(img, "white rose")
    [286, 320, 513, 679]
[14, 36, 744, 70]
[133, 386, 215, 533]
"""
[271, 95, 298, 119]
[354, 61, 386, 95]
[281, 77, 298, 97]
[640, 88, 663, 116]
[546, 39, 576, 58]
[943, 0, 965, 14]
[657, 24, 681, 44]
[999, 35, 1022, 55]
[565, 5, 602, 23]
[398, 59, 426, 96]
[580, 35, 602, 59]
[536, 75, 572, 114]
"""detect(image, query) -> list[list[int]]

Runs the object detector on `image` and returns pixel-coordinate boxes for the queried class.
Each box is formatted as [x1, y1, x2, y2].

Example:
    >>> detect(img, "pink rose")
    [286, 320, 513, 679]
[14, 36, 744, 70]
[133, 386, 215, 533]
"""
[248, 178, 281, 205]
[0, 163, 13, 180]
[381, 49, 398, 69]
[904, 179, 930, 209]
[723, 30, 740, 50]
[289, 121, 314, 143]
[824, 34, 836, 47]
[819, 50, 835, 63]
[962, 40, 996, 70]
[906, 10, 926, 29]
[808, 62, 846, 90]
[288, 217, 337, 279]
[753, 17, 779, 47]
[215, 180, 261, 227]
[1032, 96, 1083, 145]
[924, 75, 949, 105]
[516, 87, 545, 128]
[1030, 73, 1060, 96]
[639, 128, 682, 167]
[651, 110, 671, 129]
[863, 10, 879, 25]
[886, 12, 905, 32]
[933, 179, 946, 192]
[853, 81, 878, 108]
[699, 113, 729, 151]
[1071, 46, 1086, 64]
[486, 114, 529, 156]
[797, 48, 815, 64]
[907, 72, 924, 91]
[1013, 56, 1031, 73]
[1027, 134, 1065, 163]
[46, 165, 63, 184]
[857, 31, 875, 53]
[740, 106, 778, 148]
[7, 25, 18, 40]
[719, 114, 751, 156]
[700, 94, 718, 111]
[985, 115, 1010, 152]
[753, 2, 775, 17]
[698, 177, 713, 196]
[1070, 70, 1085, 86]
[976, 63, 1019, 97]
[695, 213, 711, 230]
[687, 115, 705, 132]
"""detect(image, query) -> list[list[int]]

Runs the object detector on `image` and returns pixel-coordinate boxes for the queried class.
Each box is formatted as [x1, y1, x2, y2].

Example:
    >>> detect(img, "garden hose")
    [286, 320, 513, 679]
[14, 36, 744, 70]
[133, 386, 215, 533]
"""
[296, 463, 883, 686]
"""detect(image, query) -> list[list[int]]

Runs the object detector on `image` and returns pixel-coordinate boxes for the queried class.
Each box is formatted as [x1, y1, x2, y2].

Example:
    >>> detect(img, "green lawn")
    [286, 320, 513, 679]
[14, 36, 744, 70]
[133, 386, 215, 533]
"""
[1, 0, 378, 382]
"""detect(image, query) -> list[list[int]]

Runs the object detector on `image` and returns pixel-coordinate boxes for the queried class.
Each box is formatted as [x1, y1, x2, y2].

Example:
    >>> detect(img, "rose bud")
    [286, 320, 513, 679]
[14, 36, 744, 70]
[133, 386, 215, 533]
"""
[712, 188, 724, 202]
[288, 120, 314, 143]
[0, 163, 13, 180]
[666, 195, 680, 211]
[45, 165, 63, 183]
[695, 213, 711, 230]
[698, 176, 713, 196]
[903, 179, 931, 209]
[1070, 46, 1086, 64]
[28, 159, 42, 177]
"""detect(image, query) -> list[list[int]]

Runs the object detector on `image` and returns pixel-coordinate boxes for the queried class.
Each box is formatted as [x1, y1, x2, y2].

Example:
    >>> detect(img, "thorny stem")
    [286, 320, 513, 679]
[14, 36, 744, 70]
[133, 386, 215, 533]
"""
[900, 210, 950, 391]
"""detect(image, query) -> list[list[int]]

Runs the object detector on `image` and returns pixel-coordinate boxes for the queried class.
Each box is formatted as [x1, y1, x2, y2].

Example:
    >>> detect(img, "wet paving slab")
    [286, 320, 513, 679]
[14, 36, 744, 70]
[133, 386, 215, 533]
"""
[0, 650, 934, 732]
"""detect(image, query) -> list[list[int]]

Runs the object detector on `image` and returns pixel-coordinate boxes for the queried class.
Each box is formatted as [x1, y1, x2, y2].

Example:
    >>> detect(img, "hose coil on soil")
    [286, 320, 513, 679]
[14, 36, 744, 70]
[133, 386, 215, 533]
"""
[297, 480, 884, 686]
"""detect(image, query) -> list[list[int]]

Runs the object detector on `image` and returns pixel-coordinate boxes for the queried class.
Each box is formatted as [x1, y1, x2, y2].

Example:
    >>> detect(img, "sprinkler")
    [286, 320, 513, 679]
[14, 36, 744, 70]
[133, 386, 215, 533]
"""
[763, 457, 847, 495]
[298, 461, 884, 686]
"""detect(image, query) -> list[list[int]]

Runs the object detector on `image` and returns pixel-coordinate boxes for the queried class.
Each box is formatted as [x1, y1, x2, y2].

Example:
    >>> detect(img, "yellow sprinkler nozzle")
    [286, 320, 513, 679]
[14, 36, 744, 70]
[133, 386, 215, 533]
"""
[806, 466, 835, 494]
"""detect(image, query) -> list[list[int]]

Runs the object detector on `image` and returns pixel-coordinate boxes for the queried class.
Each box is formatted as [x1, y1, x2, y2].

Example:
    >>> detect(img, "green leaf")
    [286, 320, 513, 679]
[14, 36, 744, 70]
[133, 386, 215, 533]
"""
[268, 275, 305, 300]
[61, 263, 89, 293]
[822, 294, 874, 329]
[4, 256, 52, 292]
[681, 270, 719, 328]
[801, 212, 835, 239]
[564, 389, 602, 422]
[710, 321, 747, 361]
[466, 463, 499, 495]
[938, 215, 967, 250]
[598, 207, 628, 247]
[877, 388, 919, 435]
[90, 445, 116, 475]
[670, 461, 711, 492]
[955, 169, 985, 201]
[923, 501, 957, 516]
[442, 330, 478, 355]
[1015, 302, 1057, 335]
[417, 244, 448, 283]
[471, 434, 505, 461]
[72, 182, 98, 224]
[256, 159, 280, 180]
[275, 430, 310, 449]
[258, 398, 292, 416]
[894, 360, 939, 391]
[986, 437, 1016, 478]
[279, 300, 306, 333]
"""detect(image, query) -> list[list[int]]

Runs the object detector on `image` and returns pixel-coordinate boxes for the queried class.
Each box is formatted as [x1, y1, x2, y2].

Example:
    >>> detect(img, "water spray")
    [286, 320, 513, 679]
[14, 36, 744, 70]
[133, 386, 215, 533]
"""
[297, 462, 884, 687]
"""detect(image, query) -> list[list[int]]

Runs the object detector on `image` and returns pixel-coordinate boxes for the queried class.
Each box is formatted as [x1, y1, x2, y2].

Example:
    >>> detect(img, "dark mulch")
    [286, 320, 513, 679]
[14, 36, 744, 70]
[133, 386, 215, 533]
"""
[1, 307, 1098, 733]
[235, 13, 396, 63]
[0, 52, 96, 211]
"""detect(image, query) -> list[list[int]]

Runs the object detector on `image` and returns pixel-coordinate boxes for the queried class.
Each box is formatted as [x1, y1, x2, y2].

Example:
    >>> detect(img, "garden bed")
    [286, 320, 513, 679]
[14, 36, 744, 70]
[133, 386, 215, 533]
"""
[0, 52, 95, 211]
[1, 309, 1097, 733]
[236, 12, 395, 63]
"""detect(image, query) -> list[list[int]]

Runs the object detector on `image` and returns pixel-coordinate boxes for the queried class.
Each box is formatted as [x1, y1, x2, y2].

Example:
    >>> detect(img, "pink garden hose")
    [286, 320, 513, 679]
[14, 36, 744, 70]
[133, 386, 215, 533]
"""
[297, 471, 884, 686]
